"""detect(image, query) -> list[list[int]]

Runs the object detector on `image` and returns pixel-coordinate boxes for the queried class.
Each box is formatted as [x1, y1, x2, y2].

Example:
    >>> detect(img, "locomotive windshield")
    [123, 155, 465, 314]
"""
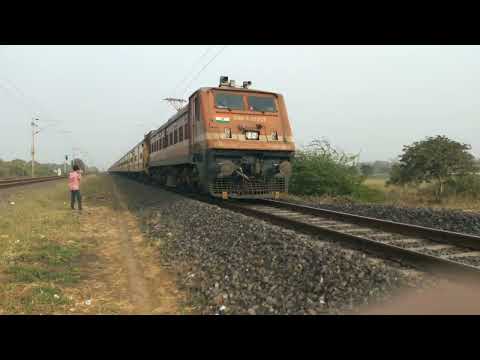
[247, 96, 277, 112]
[215, 93, 244, 110]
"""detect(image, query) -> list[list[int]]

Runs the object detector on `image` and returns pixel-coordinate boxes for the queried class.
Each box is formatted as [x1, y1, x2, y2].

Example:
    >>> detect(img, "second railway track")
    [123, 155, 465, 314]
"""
[0, 175, 67, 189]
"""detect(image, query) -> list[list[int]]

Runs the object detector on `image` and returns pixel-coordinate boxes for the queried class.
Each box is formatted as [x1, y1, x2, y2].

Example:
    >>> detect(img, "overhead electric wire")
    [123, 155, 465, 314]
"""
[0, 76, 39, 113]
[0, 74, 62, 125]
[181, 45, 228, 98]
[170, 45, 216, 97]
[0, 80, 36, 117]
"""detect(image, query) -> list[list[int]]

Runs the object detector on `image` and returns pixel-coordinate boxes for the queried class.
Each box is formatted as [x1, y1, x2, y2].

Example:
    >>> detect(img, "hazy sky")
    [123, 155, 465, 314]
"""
[1, 45, 479, 170]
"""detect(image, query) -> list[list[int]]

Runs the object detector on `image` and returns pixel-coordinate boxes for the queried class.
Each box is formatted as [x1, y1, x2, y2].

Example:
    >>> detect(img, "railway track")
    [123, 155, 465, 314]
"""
[118, 174, 480, 283]
[217, 199, 480, 283]
[0, 175, 67, 189]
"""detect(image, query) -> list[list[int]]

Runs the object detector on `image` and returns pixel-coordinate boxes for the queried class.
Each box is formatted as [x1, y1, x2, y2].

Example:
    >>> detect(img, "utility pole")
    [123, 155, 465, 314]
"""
[31, 118, 40, 177]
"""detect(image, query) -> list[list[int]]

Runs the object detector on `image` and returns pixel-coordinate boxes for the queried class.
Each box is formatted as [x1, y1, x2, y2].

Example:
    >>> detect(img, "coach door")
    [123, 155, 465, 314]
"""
[143, 132, 151, 173]
[189, 93, 199, 152]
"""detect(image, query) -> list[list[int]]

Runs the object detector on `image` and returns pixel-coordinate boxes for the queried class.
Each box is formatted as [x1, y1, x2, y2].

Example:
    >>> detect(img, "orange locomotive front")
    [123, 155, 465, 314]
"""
[110, 76, 295, 199]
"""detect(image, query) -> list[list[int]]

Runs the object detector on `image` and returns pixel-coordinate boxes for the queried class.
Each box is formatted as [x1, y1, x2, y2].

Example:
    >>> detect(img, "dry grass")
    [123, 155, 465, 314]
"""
[283, 176, 480, 212]
[364, 177, 480, 211]
[0, 176, 117, 314]
[0, 180, 86, 313]
[0, 174, 186, 314]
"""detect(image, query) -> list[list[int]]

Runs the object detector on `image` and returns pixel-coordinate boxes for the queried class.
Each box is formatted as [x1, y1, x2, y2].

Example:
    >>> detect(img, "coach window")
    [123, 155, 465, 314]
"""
[215, 93, 244, 110]
[169, 132, 173, 146]
[184, 124, 189, 139]
[164, 136, 168, 148]
[174, 129, 178, 144]
[179, 126, 184, 142]
[157, 139, 161, 150]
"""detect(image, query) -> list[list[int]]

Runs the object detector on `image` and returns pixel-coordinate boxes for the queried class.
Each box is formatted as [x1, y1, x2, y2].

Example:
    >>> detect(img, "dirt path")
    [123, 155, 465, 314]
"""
[76, 177, 184, 314]
[54, 176, 185, 314]
[111, 181, 154, 313]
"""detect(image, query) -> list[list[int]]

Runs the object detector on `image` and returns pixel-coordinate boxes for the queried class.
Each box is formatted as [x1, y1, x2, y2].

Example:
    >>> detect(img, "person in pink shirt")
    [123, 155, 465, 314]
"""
[69, 164, 82, 211]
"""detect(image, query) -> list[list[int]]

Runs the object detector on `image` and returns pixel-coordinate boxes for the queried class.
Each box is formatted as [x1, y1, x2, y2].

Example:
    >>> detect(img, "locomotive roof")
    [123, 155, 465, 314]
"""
[198, 86, 279, 96]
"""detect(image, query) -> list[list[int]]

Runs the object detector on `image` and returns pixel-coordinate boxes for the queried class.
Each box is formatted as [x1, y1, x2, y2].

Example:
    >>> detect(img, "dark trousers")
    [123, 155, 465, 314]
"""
[71, 190, 82, 210]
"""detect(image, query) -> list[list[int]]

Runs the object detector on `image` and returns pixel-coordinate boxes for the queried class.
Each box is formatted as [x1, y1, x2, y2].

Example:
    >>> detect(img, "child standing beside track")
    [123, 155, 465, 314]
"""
[69, 164, 82, 211]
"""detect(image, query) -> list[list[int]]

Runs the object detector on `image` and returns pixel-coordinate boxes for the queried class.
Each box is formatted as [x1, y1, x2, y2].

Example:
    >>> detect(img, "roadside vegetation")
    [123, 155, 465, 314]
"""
[0, 181, 85, 313]
[287, 136, 480, 211]
[288, 139, 385, 203]
[0, 175, 185, 314]
[0, 158, 99, 178]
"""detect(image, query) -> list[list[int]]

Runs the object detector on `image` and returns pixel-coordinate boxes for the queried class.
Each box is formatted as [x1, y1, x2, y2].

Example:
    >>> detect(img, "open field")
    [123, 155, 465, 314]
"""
[286, 177, 480, 213]
[363, 177, 480, 212]
[0, 175, 186, 314]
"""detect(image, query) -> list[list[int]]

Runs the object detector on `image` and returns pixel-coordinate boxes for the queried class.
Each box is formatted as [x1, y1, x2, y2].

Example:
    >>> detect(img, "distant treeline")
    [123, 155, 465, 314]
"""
[358, 161, 393, 177]
[0, 158, 99, 178]
[358, 158, 480, 178]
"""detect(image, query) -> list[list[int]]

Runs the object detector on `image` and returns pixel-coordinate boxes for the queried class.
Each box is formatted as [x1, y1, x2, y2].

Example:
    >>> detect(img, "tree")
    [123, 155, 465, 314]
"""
[388, 135, 476, 197]
[360, 164, 374, 177]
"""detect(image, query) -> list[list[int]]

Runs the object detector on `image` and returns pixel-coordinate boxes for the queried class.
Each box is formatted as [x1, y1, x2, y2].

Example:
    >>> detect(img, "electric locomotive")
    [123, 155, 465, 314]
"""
[109, 76, 295, 199]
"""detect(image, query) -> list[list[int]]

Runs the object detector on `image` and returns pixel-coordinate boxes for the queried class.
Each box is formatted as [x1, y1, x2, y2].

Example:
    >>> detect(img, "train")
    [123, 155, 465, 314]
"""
[108, 76, 295, 199]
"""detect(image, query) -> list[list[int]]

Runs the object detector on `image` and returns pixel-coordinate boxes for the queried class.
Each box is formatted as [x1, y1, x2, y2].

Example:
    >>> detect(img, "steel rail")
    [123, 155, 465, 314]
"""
[0, 175, 67, 189]
[258, 199, 480, 251]
[225, 199, 480, 283]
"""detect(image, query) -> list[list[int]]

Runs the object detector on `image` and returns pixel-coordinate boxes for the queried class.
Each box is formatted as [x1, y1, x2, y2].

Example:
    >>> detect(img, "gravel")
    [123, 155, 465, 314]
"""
[286, 199, 480, 236]
[142, 198, 431, 315]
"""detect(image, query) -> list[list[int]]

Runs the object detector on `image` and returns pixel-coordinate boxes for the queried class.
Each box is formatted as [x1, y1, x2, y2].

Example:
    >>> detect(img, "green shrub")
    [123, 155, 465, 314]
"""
[444, 174, 480, 198]
[351, 184, 387, 203]
[289, 139, 364, 197]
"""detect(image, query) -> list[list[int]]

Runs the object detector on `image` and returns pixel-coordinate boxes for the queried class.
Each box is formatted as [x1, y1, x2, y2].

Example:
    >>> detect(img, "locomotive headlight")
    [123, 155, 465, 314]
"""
[218, 160, 236, 177]
[245, 131, 259, 140]
[279, 161, 292, 176]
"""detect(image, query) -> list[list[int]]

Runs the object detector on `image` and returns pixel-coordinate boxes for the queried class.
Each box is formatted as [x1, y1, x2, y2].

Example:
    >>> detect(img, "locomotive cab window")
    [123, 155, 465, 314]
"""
[247, 96, 277, 112]
[215, 93, 244, 110]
